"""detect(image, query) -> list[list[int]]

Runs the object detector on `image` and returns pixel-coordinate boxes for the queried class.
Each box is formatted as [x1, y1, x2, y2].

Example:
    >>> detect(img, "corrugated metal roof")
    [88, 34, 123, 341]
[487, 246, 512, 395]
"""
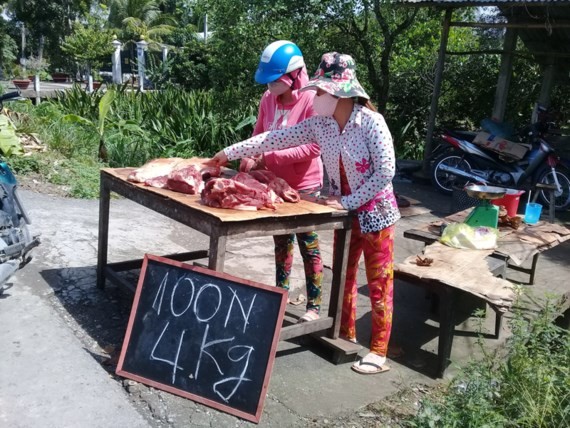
[399, 0, 570, 81]
[400, 1, 570, 5]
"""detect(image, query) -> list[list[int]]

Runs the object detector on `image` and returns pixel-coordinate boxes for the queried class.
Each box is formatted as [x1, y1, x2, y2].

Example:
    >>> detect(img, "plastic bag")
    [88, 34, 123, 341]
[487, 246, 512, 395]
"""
[440, 223, 498, 250]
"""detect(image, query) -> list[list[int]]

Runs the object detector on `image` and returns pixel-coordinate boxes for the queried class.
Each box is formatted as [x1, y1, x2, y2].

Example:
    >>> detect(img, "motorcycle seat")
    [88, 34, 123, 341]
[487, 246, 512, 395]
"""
[445, 129, 478, 142]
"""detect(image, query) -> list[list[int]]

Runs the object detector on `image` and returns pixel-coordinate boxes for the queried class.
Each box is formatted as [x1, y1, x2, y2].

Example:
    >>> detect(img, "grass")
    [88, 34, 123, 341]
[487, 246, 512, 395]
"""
[5, 86, 257, 199]
[408, 294, 570, 428]
[6, 101, 102, 198]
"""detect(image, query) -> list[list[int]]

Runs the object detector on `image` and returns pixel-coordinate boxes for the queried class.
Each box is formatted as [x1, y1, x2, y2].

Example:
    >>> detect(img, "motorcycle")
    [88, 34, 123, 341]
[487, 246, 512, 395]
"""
[0, 91, 40, 293]
[430, 121, 570, 211]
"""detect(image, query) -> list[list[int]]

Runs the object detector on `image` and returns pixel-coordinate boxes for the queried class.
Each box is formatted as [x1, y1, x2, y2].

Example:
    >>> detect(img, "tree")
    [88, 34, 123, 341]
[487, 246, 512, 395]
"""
[6, 0, 90, 60]
[61, 16, 115, 76]
[0, 18, 18, 78]
[203, 0, 419, 112]
[108, 0, 177, 46]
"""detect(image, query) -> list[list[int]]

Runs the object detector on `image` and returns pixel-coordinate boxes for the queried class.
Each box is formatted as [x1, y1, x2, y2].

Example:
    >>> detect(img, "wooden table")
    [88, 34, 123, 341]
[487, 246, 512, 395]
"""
[404, 209, 570, 285]
[397, 212, 570, 377]
[97, 168, 356, 352]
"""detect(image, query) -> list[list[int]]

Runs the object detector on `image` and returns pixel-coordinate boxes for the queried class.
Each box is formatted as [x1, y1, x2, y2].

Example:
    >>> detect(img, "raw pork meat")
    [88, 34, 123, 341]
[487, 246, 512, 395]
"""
[127, 158, 183, 188]
[239, 157, 257, 173]
[248, 170, 300, 202]
[166, 158, 221, 194]
[128, 157, 220, 195]
[201, 172, 282, 211]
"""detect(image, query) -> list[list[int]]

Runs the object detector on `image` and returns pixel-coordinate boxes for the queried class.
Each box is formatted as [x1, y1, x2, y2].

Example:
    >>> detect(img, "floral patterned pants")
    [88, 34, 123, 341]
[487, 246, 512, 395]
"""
[335, 219, 395, 356]
[274, 231, 323, 312]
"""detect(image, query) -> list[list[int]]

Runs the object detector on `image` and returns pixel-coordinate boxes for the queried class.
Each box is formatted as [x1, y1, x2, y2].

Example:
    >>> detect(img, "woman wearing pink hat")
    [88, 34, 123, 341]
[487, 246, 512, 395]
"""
[211, 52, 400, 374]
[244, 40, 324, 323]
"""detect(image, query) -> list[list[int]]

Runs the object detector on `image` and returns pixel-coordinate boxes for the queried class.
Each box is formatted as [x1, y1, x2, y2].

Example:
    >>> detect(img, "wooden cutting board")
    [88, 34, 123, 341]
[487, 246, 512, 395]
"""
[103, 168, 344, 222]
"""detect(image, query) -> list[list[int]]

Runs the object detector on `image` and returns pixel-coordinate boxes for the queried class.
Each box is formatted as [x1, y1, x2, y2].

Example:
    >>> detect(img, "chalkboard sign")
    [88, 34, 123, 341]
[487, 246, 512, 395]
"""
[116, 254, 287, 423]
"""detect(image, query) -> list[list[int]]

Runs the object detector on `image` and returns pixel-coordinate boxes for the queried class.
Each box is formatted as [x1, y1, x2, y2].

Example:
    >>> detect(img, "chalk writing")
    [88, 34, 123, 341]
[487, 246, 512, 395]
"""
[118, 256, 285, 419]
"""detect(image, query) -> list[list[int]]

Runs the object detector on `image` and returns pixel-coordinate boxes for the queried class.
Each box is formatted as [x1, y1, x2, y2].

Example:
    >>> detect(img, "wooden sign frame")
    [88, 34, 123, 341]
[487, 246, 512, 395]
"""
[116, 254, 287, 423]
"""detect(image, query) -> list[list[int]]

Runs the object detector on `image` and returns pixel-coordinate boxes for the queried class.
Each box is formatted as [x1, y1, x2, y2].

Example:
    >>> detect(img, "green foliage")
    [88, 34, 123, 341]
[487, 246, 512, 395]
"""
[409, 296, 570, 428]
[11, 101, 100, 160]
[0, 114, 23, 156]
[108, 0, 177, 45]
[25, 55, 49, 75]
[0, 32, 18, 77]
[40, 85, 256, 168]
[5, 0, 90, 70]
[162, 37, 212, 90]
[61, 16, 115, 72]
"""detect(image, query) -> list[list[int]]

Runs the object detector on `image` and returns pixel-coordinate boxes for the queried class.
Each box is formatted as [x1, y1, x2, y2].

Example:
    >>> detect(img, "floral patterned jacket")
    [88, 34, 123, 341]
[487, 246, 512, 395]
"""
[224, 104, 400, 233]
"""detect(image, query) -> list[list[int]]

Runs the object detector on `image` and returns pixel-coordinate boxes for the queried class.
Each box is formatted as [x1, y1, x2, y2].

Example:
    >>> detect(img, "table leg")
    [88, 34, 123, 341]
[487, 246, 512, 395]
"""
[208, 232, 227, 272]
[327, 225, 351, 340]
[529, 253, 540, 285]
[97, 177, 111, 289]
[437, 287, 457, 378]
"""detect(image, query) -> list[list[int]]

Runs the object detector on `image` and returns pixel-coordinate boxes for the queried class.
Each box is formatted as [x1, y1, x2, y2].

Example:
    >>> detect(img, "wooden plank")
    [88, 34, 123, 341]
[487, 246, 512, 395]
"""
[422, 8, 452, 174]
[104, 266, 136, 292]
[107, 250, 209, 272]
[328, 225, 352, 339]
[395, 243, 516, 309]
[278, 317, 334, 341]
[311, 333, 362, 355]
[103, 168, 342, 221]
[452, 21, 570, 30]
[97, 178, 111, 289]
[492, 27, 518, 122]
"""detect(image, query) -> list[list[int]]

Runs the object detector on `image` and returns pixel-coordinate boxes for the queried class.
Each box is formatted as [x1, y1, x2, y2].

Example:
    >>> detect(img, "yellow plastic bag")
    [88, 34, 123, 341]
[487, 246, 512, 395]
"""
[440, 223, 498, 250]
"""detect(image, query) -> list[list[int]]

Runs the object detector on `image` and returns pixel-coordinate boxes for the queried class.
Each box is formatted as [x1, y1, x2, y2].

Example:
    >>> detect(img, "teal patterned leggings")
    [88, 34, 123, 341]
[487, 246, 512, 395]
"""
[274, 231, 323, 312]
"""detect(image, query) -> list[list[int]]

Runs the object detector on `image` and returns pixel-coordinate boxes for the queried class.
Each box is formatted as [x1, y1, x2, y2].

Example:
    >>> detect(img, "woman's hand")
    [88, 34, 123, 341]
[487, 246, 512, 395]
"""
[312, 195, 345, 210]
[323, 196, 345, 210]
[206, 150, 228, 167]
[240, 155, 265, 172]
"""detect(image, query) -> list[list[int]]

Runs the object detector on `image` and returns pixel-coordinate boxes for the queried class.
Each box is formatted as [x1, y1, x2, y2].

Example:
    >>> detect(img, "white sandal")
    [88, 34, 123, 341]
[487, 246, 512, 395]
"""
[297, 309, 320, 323]
[351, 353, 390, 375]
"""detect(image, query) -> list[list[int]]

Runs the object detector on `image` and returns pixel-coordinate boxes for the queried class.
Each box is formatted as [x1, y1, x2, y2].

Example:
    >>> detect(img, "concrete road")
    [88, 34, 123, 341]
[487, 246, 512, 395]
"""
[0, 181, 568, 427]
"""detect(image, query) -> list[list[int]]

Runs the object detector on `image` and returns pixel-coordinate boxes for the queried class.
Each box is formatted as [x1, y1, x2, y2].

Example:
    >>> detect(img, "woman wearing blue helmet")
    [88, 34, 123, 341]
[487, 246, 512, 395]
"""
[242, 40, 324, 323]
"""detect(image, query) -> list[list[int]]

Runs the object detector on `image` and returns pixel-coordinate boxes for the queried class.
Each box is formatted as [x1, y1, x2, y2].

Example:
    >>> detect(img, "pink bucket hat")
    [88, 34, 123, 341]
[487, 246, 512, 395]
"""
[301, 52, 369, 99]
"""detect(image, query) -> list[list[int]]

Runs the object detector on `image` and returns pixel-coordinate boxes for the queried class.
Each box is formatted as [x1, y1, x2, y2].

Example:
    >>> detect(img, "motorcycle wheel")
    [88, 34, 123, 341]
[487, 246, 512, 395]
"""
[431, 150, 472, 194]
[536, 166, 570, 211]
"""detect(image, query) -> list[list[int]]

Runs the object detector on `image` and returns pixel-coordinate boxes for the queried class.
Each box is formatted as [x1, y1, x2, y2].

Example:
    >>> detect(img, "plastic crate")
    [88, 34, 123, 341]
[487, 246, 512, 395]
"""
[451, 187, 480, 213]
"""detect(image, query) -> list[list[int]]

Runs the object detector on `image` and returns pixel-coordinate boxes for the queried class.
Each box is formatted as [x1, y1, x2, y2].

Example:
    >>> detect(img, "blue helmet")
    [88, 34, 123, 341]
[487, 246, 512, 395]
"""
[255, 40, 304, 84]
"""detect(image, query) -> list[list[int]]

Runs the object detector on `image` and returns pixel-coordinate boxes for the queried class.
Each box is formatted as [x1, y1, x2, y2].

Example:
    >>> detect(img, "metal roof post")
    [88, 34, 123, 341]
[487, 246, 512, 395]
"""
[492, 28, 518, 122]
[422, 8, 452, 175]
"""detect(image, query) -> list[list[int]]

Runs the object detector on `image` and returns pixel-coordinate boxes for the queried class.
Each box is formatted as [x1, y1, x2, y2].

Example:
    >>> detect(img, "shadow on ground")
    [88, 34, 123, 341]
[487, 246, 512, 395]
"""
[37, 256, 486, 382]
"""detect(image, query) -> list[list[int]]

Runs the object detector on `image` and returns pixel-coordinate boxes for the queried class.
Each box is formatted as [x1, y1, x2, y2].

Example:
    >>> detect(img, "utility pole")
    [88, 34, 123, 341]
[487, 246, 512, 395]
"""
[20, 24, 26, 71]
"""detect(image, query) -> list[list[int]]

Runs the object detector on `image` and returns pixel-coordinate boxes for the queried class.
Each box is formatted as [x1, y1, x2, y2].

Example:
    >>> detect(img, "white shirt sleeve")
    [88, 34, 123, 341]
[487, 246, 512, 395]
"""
[224, 118, 318, 161]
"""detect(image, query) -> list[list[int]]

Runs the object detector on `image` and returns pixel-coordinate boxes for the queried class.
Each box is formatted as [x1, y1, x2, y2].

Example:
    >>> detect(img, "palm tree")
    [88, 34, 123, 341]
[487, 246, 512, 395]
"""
[108, 0, 177, 47]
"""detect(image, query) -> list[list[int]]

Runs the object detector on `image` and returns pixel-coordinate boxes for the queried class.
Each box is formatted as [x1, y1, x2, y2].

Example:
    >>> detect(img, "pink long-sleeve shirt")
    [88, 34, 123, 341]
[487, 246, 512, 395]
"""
[225, 105, 400, 233]
[255, 90, 323, 191]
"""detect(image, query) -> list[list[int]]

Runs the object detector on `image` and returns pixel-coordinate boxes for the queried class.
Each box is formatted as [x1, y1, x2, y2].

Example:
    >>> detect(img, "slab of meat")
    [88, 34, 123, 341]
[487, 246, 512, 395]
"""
[239, 157, 257, 173]
[128, 157, 220, 194]
[201, 173, 282, 211]
[127, 158, 183, 188]
[166, 158, 221, 195]
[248, 170, 300, 203]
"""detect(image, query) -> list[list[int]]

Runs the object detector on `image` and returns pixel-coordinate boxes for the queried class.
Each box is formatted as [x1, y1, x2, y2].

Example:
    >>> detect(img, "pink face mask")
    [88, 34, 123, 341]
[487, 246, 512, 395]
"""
[313, 92, 339, 116]
[267, 80, 290, 96]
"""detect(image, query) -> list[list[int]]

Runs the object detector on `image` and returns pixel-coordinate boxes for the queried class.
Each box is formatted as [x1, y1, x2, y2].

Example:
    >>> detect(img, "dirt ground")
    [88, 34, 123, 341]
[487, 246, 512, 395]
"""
[18, 173, 71, 198]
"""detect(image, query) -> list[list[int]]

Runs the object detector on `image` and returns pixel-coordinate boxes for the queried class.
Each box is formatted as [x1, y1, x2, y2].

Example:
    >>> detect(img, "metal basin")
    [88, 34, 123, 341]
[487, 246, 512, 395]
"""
[464, 184, 507, 200]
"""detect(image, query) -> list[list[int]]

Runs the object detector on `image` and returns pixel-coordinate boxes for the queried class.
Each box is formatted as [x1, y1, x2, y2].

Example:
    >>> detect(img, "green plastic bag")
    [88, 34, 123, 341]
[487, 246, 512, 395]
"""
[440, 223, 498, 250]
